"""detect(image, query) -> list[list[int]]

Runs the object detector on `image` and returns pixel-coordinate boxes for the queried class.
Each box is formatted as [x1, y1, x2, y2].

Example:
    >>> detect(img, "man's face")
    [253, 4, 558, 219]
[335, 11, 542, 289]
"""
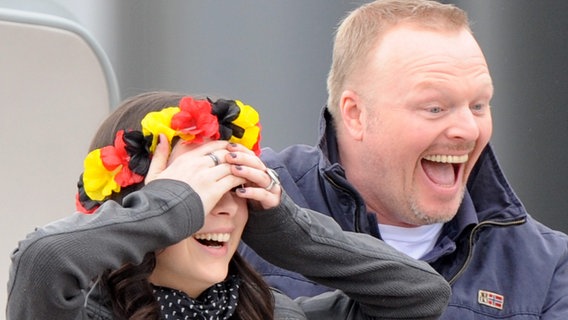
[352, 25, 493, 226]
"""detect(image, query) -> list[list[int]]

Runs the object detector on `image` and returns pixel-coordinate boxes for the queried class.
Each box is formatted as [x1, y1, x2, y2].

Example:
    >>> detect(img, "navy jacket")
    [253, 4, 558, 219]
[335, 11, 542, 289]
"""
[241, 107, 568, 319]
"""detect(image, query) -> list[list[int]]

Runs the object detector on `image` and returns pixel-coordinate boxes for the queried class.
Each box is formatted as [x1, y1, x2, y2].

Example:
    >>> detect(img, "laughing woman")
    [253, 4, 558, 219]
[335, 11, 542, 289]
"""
[7, 92, 450, 320]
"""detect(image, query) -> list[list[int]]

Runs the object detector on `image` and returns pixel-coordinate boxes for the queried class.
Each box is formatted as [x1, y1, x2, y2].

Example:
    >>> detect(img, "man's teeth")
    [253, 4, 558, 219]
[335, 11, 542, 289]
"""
[423, 154, 468, 163]
[194, 233, 230, 242]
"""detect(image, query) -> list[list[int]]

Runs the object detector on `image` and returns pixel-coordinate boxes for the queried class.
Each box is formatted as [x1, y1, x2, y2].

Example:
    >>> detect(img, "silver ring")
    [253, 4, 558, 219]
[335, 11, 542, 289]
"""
[265, 168, 280, 191]
[207, 153, 220, 166]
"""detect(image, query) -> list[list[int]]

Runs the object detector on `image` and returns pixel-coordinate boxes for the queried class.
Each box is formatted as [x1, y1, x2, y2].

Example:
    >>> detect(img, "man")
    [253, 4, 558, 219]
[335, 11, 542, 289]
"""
[240, 0, 568, 318]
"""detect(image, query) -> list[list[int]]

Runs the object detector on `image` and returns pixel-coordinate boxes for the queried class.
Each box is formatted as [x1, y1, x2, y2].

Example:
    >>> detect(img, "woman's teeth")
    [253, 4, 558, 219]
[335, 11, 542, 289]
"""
[194, 233, 230, 242]
[423, 154, 468, 163]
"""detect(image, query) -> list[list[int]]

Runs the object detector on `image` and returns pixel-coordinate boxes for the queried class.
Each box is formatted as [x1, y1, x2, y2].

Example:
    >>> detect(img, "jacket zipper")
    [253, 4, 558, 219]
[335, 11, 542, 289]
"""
[448, 218, 526, 285]
[323, 172, 362, 233]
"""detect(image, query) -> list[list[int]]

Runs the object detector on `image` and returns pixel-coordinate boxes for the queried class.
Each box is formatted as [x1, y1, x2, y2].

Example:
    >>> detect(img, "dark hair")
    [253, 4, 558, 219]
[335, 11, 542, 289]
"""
[92, 91, 274, 319]
[103, 252, 274, 320]
[89, 91, 186, 151]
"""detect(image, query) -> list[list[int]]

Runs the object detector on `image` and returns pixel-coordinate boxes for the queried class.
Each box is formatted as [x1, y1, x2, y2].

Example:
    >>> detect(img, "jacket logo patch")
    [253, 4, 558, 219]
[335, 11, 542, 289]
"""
[478, 290, 504, 310]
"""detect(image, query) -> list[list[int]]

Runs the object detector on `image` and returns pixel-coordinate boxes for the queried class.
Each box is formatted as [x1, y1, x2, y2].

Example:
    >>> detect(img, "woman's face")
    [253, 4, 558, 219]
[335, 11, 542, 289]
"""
[152, 192, 248, 298]
[149, 141, 249, 298]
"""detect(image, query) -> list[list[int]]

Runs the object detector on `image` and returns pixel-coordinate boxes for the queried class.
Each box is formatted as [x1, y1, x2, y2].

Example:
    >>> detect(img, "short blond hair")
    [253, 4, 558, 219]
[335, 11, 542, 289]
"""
[326, 0, 470, 119]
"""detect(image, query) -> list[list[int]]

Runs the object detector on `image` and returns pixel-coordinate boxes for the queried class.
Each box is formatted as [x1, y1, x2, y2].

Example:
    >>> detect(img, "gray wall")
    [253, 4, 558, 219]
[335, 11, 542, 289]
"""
[51, 0, 368, 152]
[17, 0, 568, 233]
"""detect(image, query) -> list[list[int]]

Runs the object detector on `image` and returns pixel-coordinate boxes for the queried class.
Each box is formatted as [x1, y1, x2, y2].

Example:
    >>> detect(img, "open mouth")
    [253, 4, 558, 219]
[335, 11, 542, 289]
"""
[194, 233, 230, 248]
[421, 154, 468, 186]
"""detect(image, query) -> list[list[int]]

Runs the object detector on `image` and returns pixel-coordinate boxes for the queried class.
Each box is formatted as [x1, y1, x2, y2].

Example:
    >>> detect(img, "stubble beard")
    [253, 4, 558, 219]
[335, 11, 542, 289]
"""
[407, 187, 465, 225]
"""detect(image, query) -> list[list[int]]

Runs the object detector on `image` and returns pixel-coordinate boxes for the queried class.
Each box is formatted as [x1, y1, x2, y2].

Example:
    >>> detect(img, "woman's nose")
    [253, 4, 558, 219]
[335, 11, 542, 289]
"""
[210, 192, 240, 216]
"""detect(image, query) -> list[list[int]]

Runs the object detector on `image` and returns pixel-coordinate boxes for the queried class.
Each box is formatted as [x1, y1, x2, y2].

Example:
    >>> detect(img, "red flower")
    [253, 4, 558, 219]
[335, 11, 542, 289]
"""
[100, 130, 144, 187]
[171, 97, 220, 143]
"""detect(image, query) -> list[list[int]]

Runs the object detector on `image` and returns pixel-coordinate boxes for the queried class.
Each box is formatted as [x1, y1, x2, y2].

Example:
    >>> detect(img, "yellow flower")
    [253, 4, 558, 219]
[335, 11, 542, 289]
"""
[230, 100, 260, 151]
[82, 149, 121, 201]
[141, 107, 180, 152]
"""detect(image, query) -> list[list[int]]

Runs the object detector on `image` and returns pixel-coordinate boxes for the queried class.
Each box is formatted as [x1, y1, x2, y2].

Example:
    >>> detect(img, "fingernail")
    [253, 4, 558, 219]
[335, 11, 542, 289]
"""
[235, 165, 243, 170]
[229, 143, 237, 147]
[229, 152, 237, 158]
[237, 188, 246, 193]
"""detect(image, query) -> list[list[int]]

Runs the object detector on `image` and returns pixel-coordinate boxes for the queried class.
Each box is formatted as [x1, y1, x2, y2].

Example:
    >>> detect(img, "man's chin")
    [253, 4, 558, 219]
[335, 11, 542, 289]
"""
[410, 205, 459, 225]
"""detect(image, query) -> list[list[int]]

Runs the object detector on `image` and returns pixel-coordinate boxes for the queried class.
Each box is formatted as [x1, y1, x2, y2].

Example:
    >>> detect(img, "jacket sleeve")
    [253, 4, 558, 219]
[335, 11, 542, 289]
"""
[243, 192, 451, 320]
[7, 179, 204, 320]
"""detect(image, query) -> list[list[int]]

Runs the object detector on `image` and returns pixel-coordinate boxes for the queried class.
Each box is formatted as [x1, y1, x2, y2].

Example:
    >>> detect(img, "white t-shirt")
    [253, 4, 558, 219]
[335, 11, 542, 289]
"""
[378, 223, 443, 259]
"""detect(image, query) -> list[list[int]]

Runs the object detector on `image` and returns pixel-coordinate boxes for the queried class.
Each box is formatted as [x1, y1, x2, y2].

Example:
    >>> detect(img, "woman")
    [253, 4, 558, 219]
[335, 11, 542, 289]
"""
[7, 92, 450, 319]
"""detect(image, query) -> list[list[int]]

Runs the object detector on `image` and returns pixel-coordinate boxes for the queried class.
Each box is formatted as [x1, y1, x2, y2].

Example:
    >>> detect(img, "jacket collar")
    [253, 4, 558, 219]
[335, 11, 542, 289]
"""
[466, 143, 527, 222]
[317, 106, 340, 165]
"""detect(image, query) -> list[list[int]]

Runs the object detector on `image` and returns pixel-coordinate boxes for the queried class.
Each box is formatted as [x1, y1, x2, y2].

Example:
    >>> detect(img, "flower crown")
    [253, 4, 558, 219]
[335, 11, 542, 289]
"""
[76, 96, 262, 213]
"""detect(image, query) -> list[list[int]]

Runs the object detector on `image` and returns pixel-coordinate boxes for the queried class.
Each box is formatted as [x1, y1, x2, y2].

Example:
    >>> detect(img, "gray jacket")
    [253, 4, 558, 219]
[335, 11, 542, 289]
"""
[7, 179, 450, 319]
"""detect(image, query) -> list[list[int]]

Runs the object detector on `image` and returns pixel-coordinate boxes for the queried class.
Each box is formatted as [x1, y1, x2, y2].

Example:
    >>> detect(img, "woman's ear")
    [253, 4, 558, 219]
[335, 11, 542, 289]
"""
[339, 90, 364, 141]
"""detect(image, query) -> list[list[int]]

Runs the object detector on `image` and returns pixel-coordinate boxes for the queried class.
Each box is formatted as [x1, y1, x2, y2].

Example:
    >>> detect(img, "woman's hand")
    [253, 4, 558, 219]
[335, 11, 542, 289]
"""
[224, 143, 281, 210]
[145, 135, 246, 215]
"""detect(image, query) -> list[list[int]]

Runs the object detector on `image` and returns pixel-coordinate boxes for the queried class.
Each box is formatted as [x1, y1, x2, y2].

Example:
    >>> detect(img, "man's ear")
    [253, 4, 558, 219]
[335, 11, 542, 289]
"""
[339, 90, 364, 141]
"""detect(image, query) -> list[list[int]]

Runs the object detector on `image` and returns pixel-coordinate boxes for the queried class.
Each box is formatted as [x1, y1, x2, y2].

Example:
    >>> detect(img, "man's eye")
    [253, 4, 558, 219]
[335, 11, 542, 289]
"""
[471, 103, 484, 111]
[428, 106, 442, 113]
